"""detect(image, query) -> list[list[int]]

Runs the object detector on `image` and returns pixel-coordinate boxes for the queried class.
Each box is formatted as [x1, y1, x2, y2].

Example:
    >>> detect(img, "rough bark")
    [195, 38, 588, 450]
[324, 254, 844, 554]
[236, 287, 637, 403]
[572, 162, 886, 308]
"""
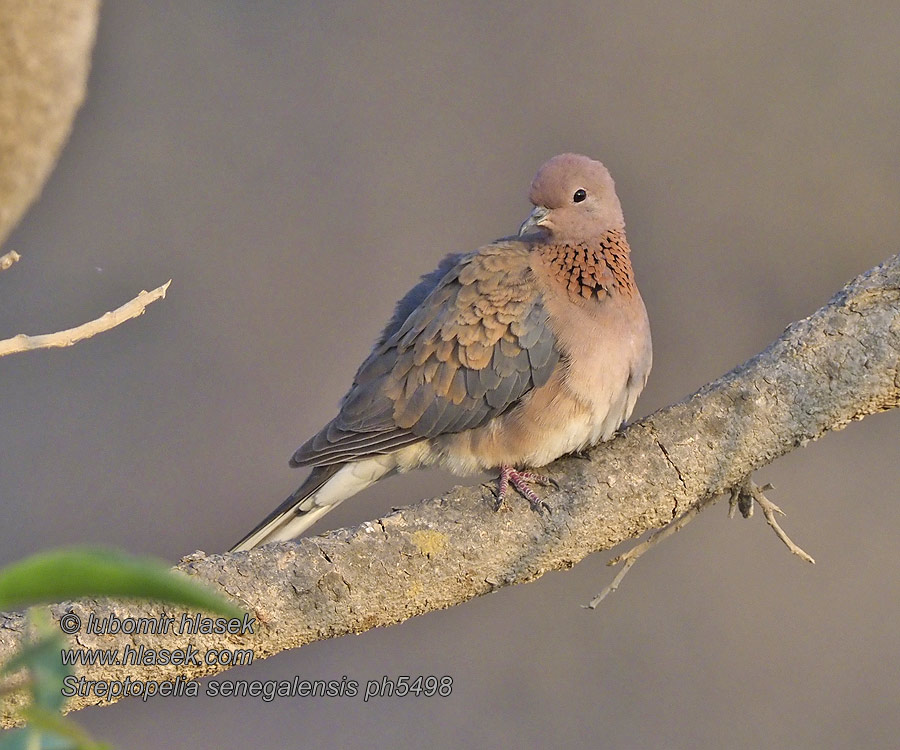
[1, 253, 898, 725]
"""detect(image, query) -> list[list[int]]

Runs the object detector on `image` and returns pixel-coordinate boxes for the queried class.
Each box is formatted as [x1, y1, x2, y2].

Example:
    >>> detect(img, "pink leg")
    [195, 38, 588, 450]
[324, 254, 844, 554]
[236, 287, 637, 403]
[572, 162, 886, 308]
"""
[495, 466, 557, 512]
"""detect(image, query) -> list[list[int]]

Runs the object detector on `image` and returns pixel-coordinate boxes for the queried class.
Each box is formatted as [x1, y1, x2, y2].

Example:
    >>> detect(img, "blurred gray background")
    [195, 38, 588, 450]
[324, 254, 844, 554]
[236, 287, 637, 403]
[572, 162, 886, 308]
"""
[2, 1, 899, 748]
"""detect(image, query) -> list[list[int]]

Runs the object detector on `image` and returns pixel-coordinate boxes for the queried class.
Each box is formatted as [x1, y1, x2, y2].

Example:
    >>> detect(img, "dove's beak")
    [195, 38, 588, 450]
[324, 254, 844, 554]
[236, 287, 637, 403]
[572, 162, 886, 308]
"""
[518, 205, 551, 236]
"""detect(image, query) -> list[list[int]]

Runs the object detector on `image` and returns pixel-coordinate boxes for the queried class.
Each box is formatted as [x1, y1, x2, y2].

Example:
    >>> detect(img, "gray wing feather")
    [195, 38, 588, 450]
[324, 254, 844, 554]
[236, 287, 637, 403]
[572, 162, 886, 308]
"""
[291, 242, 561, 467]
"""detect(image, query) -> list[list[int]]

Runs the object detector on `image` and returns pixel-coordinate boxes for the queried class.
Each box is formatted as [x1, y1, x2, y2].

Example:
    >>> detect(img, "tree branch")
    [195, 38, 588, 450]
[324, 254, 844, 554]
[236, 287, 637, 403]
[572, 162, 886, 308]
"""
[0, 0, 100, 249]
[1, 255, 898, 725]
[0, 280, 171, 357]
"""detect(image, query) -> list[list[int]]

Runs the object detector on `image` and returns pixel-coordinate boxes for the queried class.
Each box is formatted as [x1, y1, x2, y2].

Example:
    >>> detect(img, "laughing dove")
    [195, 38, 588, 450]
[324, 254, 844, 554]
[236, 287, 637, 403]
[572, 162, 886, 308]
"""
[231, 154, 652, 551]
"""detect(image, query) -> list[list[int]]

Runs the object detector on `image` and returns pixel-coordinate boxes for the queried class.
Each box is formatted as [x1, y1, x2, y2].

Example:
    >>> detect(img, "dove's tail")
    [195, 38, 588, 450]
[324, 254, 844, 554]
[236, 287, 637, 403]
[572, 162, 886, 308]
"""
[230, 459, 394, 552]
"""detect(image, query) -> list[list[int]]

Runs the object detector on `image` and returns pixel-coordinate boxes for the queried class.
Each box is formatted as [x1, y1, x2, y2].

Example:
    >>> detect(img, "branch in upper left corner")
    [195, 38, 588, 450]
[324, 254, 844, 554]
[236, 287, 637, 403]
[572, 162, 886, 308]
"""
[0, 279, 172, 358]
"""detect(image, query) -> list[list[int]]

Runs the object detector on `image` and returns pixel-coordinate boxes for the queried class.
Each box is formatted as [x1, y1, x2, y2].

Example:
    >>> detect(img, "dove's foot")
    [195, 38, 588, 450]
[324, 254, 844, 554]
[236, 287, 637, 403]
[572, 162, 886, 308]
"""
[495, 466, 557, 513]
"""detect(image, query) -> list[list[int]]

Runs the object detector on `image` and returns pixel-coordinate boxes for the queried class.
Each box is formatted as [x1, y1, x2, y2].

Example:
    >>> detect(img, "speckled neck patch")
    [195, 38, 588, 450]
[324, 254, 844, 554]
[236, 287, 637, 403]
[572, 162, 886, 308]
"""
[538, 229, 636, 302]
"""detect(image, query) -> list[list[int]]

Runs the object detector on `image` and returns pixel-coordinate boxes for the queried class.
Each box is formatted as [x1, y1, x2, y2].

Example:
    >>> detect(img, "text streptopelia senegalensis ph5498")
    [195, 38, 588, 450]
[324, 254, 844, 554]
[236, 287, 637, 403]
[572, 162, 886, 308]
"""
[231, 154, 652, 551]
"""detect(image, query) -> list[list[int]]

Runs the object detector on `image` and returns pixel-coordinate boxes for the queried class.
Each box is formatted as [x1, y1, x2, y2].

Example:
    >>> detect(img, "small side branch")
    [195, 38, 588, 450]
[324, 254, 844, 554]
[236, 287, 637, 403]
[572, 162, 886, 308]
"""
[0, 250, 21, 272]
[0, 280, 171, 358]
[584, 493, 718, 608]
[585, 474, 817, 608]
[732, 478, 815, 564]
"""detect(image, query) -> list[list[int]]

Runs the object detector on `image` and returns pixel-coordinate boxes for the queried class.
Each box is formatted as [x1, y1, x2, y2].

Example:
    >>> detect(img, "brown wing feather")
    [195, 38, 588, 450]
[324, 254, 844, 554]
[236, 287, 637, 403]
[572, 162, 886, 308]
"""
[290, 240, 560, 467]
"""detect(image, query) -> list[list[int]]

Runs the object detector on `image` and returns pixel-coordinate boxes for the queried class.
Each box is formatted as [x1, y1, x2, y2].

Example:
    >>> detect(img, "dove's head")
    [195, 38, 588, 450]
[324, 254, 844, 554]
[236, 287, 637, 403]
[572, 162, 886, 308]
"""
[518, 153, 624, 240]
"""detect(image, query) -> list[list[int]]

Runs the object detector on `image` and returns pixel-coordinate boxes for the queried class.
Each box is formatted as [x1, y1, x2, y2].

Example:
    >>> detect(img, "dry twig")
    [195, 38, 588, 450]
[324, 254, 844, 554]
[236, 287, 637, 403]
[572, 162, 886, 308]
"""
[584, 493, 718, 608]
[584, 474, 814, 608]
[0, 280, 171, 358]
[734, 479, 815, 563]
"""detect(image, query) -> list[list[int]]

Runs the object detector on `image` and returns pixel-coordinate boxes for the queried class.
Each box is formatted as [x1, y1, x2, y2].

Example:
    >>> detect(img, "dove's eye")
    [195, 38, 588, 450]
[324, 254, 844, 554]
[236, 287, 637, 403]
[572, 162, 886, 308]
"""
[572, 189, 587, 203]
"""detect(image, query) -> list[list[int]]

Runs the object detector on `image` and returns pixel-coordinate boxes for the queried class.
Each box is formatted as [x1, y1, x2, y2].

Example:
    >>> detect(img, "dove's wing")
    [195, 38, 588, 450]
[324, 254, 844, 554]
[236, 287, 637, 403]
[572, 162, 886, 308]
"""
[291, 240, 560, 467]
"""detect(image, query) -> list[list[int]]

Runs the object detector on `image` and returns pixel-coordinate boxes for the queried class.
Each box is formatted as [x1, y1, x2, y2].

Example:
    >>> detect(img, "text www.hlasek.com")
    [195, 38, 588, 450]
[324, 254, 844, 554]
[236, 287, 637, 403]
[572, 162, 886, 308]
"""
[61, 643, 253, 668]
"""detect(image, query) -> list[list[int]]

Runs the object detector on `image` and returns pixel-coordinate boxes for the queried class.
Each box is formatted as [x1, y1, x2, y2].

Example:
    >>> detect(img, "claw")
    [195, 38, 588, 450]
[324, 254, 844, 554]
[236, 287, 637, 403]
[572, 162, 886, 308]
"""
[494, 466, 554, 513]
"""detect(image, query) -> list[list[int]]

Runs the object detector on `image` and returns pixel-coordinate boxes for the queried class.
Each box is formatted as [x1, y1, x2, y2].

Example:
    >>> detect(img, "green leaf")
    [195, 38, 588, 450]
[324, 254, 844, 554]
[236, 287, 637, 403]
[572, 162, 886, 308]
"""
[24, 641, 68, 714]
[18, 706, 110, 750]
[0, 634, 63, 679]
[0, 614, 108, 750]
[1, 611, 69, 712]
[0, 725, 107, 750]
[0, 637, 67, 713]
[0, 727, 40, 750]
[0, 547, 243, 618]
